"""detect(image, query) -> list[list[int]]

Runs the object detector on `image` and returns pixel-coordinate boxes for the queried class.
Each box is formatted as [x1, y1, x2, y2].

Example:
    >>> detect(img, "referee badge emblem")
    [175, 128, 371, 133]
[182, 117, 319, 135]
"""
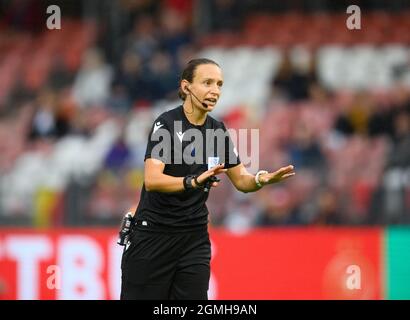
[208, 157, 220, 170]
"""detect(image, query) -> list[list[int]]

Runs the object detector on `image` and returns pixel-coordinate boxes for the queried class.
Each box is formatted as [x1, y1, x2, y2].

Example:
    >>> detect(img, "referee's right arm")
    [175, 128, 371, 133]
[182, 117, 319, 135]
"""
[144, 158, 185, 192]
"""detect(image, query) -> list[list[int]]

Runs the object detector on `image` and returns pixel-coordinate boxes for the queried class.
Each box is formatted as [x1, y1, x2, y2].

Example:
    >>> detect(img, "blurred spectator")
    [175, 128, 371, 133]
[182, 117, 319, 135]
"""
[87, 169, 120, 222]
[106, 83, 133, 114]
[119, 0, 160, 19]
[334, 91, 373, 136]
[209, 0, 243, 32]
[311, 189, 341, 225]
[110, 51, 148, 110]
[47, 57, 75, 91]
[370, 111, 410, 224]
[392, 52, 410, 87]
[112, 51, 151, 102]
[288, 123, 326, 170]
[1, 0, 42, 32]
[387, 110, 410, 167]
[86, 167, 143, 224]
[286, 169, 322, 224]
[176, 44, 198, 71]
[146, 51, 179, 100]
[255, 187, 300, 226]
[159, 6, 192, 57]
[28, 88, 70, 140]
[272, 49, 317, 102]
[104, 133, 132, 172]
[223, 193, 260, 232]
[368, 101, 391, 137]
[67, 108, 92, 137]
[124, 107, 154, 168]
[72, 48, 113, 108]
[126, 14, 159, 63]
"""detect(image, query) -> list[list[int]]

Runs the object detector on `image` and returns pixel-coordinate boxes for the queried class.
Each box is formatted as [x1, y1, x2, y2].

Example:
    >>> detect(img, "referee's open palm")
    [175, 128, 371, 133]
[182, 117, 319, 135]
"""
[259, 165, 295, 185]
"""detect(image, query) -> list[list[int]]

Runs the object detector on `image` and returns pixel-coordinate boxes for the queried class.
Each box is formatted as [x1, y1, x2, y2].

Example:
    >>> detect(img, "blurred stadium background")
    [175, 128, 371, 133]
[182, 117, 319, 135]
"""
[1, 0, 410, 299]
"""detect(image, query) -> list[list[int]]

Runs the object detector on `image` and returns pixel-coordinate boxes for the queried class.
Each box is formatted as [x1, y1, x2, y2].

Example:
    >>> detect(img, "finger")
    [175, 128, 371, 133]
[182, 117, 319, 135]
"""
[282, 173, 296, 179]
[275, 168, 293, 177]
[280, 165, 294, 174]
[198, 172, 213, 183]
[206, 165, 224, 176]
[211, 163, 225, 172]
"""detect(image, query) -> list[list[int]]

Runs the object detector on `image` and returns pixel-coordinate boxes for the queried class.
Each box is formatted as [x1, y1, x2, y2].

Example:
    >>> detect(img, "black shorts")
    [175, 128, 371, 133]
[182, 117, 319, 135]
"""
[120, 225, 211, 300]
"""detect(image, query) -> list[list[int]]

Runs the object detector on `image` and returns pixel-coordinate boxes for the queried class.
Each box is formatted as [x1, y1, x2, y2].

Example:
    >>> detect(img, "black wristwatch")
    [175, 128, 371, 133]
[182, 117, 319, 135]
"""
[183, 175, 196, 191]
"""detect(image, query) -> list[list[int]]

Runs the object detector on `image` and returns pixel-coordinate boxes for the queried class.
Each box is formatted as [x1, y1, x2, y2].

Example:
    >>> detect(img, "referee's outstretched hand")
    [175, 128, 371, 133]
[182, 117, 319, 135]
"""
[196, 164, 227, 188]
[259, 165, 296, 186]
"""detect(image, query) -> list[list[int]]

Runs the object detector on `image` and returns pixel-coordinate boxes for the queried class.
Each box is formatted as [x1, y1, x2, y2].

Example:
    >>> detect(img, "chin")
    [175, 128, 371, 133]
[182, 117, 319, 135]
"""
[204, 105, 215, 111]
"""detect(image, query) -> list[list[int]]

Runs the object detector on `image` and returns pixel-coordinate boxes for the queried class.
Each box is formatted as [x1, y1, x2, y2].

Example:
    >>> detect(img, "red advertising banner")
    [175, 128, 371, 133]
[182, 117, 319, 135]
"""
[210, 227, 383, 299]
[0, 229, 121, 300]
[0, 227, 383, 300]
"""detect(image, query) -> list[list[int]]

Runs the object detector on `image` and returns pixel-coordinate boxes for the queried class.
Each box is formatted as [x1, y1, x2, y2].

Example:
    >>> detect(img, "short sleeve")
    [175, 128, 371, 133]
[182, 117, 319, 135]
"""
[144, 117, 172, 164]
[221, 122, 241, 169]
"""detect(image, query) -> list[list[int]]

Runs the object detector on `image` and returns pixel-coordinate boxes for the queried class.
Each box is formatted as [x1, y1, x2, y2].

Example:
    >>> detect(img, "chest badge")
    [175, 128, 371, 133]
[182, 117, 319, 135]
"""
[208, 157, 220, 170]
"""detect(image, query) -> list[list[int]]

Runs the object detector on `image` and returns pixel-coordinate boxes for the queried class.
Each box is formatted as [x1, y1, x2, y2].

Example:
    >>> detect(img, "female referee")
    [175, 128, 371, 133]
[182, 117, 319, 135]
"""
[120, 58, 295, 300]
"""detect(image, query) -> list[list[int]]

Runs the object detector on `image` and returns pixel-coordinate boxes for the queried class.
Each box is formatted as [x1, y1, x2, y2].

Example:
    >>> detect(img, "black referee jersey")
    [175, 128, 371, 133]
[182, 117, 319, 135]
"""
[134, 105, 241, 230]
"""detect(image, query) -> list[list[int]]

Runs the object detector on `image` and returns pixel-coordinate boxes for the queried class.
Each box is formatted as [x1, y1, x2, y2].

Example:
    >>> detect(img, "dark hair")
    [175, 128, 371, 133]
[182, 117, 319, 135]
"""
[178, 58, 220, 101]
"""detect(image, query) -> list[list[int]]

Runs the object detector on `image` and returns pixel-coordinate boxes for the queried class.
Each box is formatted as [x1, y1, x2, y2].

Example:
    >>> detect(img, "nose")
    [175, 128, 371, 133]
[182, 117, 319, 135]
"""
[210, 84, 220, 97]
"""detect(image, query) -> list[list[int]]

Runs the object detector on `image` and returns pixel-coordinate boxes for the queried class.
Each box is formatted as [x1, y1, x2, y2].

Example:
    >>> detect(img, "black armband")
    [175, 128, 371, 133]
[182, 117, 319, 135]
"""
[183, 175, 196, 191]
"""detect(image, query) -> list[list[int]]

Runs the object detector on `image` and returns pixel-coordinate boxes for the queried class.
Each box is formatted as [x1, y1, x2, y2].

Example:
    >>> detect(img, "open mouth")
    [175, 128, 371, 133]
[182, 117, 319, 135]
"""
[204, 98, 217, 104]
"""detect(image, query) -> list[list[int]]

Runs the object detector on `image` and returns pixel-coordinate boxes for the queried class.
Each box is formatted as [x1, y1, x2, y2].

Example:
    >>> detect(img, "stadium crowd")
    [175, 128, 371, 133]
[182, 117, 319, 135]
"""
[0, 0, 409, 229]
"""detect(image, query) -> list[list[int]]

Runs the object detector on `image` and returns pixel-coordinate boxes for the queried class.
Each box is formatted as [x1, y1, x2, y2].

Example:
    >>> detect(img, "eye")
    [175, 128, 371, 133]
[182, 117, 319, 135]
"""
[205, 80, 212, 86]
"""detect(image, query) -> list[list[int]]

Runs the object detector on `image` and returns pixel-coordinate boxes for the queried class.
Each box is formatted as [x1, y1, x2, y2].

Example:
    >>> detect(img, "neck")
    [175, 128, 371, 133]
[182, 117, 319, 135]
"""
[182, 100, 208, 126]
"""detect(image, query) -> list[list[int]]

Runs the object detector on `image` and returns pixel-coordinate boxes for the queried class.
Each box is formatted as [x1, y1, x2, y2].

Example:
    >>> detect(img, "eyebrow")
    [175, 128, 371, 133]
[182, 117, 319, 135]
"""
[203, 78, 224, 84]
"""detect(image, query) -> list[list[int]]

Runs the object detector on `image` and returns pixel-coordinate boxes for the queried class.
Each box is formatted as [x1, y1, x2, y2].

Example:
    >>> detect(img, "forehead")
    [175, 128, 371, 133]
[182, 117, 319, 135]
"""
[193, 64, 223, 81]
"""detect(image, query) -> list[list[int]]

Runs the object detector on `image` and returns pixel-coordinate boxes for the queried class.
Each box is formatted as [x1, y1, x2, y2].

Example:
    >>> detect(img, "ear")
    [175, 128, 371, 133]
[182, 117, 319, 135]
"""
[181, 79, 190, 94]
